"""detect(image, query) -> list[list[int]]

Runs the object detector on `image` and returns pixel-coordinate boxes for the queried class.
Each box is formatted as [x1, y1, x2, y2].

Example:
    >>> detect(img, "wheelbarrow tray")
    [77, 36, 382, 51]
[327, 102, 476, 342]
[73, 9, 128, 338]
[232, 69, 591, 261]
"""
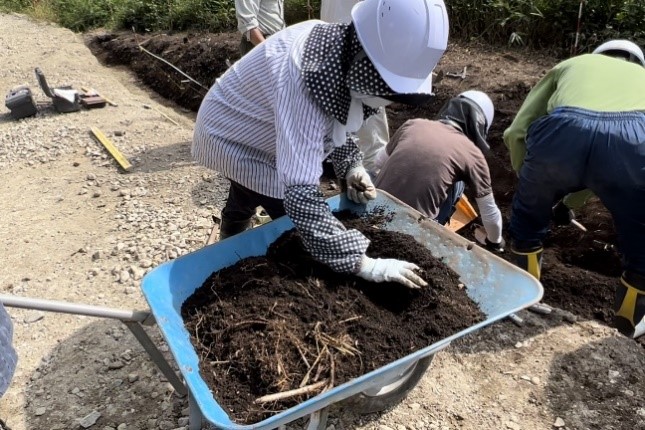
[141, 190, 543, 430]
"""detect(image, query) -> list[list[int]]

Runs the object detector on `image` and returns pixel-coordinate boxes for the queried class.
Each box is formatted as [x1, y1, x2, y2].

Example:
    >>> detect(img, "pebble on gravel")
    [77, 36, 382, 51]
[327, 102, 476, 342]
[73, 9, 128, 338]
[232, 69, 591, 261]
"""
[79, 410, 101, 428]
[23, 311, 44, 324]
[553, 417, 565, 428]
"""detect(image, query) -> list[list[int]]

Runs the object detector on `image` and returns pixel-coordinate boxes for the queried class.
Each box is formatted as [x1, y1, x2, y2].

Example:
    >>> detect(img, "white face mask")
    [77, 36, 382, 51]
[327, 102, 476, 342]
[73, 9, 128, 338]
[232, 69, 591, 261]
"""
[350, 90, 393, 109]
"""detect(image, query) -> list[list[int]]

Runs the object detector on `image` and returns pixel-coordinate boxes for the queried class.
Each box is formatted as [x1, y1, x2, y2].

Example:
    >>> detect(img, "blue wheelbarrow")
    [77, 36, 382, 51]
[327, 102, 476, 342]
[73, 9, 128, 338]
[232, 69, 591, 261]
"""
[140, 190, 543, 430]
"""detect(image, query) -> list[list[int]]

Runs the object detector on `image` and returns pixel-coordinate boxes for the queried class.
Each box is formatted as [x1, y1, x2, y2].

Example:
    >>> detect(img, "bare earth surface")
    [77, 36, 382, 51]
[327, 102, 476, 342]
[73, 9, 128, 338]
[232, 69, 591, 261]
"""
[1, 12, 644, 430]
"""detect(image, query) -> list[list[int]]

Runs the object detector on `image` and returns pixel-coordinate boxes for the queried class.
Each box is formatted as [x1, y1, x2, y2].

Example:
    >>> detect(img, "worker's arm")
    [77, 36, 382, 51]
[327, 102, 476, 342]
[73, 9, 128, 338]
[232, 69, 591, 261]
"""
[274, 72, 425, 288]
[235, 0, 264, 45]
[371, 118, 411, 173]
[465, 149, 504, 250]
[475, 193, 503, 244]
[503, 66, 559, 172]
[274, 78, 371, 273]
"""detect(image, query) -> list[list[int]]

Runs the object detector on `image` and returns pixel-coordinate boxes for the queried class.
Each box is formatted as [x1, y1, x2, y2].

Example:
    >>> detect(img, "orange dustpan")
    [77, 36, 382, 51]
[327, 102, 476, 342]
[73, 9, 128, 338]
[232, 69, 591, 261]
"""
[446, 195, 478, 232]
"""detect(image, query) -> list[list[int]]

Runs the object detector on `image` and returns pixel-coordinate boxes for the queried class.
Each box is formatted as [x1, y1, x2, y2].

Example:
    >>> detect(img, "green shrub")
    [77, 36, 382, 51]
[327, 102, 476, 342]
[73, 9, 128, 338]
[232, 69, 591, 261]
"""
[0, 0, 31, 12]
[49, 0, 118, 31]
[447, 0, 645, 53]
[112, 0, 236, 32]
[284, 0, 319, 25]
[1, 0, 643, 52]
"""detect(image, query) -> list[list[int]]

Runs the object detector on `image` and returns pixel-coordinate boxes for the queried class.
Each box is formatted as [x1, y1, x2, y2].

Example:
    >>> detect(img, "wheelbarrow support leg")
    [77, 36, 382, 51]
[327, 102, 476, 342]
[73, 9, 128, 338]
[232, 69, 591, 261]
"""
[188, 390, 203, 430]
[123, 321, 187, 396]
[306, 408, 329, 430]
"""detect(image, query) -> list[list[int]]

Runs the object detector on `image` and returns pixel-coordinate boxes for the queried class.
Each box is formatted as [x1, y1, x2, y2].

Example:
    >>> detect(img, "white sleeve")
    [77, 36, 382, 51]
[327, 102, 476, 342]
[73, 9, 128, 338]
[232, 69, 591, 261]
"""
[475, 193, 503, 244]
[372, 147, 389, 173]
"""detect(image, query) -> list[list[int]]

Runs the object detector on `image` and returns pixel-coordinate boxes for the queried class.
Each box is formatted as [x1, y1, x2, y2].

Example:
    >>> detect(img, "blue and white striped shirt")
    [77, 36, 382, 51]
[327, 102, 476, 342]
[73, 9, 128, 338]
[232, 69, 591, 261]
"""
[192, 20, 370, 273]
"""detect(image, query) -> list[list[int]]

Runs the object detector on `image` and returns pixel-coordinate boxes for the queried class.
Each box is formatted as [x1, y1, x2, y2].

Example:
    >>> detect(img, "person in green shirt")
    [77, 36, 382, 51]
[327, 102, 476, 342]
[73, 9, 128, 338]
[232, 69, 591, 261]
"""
[503, 39, 645, 337]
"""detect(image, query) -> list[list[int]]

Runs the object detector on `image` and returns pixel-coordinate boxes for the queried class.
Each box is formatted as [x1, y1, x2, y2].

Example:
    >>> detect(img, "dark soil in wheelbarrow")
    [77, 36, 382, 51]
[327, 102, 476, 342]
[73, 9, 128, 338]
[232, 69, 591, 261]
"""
[181, 211, 484, 424]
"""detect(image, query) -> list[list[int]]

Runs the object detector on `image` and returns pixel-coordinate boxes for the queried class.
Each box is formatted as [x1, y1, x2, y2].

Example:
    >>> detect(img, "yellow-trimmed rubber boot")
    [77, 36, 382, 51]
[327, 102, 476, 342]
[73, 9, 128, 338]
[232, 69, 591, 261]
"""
[511, 245, 544, 280]
[613, 272, 645, 337]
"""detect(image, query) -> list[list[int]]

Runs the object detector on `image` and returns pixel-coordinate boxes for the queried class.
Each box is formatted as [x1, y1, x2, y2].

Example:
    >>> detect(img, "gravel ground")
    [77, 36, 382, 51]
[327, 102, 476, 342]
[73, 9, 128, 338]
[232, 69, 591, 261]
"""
[1, 12, 644, 430]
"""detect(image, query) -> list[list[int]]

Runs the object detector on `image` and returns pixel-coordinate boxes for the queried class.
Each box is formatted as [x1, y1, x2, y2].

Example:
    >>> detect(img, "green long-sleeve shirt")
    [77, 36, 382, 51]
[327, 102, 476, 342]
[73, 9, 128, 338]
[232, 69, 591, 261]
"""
[503, 54, 645, 208]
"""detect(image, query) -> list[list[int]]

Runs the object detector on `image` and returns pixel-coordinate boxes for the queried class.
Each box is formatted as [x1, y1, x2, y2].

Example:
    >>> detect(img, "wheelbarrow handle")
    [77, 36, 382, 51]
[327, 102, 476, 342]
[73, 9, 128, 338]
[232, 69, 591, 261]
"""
[0, 293, 187, 396]
[0, 293, 154, 325]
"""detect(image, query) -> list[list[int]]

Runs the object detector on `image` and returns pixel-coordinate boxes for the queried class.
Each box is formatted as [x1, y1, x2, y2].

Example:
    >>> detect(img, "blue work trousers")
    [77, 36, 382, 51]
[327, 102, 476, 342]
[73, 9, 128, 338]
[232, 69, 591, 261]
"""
[435, 181, 466, 226]
[509, 107, 645, 276]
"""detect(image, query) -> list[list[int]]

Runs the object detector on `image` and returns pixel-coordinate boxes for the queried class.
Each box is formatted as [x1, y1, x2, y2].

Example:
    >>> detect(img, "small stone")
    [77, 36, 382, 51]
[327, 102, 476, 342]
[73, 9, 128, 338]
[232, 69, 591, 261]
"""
[409, 402, 421, 410]
[86, 173, 97, 180]
[378, 426, 394, 430]
[93, 191, 102, 198]
[505, 422, 520, 430]
[531, 376, 540, 385]
[73, 162, 80, 167]
[514, 341, 523, 348]
[118, 270, 131, 283]
[107, 360, 125, 370]
[553, 417, 565, 428]
[637, 408, 645, 417]
[127, 373, 139, 383]
[520, 375, 531, 381]
[177, 417, 189, 426]
[117, 424, 127, 430]
[24, 312, 44, 324]
[35, 407, 47, 416]
[139, 259, 153, 269]
[114, 131, 125, 137]
[92, 251, 102, 261]
[79, 410, 101, 428]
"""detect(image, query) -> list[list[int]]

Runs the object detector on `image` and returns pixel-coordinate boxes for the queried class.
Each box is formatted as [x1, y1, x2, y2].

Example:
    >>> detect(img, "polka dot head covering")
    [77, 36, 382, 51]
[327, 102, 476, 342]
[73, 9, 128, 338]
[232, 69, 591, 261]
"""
[302, 23, 393, 125]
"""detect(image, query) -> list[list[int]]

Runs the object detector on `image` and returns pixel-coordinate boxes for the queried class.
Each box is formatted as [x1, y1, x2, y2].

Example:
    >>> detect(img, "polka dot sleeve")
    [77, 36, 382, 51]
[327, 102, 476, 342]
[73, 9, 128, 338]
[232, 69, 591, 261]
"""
[284, 184, 370, 273]
[328, 136, 364, 181]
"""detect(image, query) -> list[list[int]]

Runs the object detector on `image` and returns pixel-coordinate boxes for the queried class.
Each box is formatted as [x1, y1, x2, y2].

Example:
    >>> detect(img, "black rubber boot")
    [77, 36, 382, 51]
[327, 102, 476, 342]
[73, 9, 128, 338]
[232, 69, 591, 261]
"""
[613, 271, 645, 337]
[219, 217, 253, 240]
[510, 244, 544, 280]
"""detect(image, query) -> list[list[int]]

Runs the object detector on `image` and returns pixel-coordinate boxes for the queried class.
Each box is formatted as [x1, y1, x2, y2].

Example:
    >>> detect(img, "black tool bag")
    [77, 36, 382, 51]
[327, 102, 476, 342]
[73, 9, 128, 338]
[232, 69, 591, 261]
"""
[5, 85, 38, 120]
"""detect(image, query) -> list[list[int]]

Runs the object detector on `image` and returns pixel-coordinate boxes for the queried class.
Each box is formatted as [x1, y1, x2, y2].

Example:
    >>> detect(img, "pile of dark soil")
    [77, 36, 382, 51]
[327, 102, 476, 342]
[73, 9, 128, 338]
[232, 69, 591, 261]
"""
[181, 212, 484, 424]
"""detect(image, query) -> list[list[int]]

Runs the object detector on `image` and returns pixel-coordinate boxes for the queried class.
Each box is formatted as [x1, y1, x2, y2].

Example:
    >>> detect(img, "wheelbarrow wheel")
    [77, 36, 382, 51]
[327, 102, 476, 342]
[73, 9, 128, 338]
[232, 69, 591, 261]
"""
[345, 355, 434, 415]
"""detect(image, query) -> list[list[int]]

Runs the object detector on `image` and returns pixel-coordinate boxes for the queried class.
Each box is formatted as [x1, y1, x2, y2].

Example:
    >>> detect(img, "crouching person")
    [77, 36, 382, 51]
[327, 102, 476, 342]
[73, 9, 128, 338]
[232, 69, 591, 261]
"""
[373, 91, 505, 253]
[503, 39, 645, 337]
[192, 0, 450, 289]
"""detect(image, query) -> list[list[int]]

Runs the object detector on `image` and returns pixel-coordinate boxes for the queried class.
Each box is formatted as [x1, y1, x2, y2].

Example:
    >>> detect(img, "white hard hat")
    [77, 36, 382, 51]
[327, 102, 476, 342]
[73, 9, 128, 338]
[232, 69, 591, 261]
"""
[592, 39, 645, 67]
[459, 90, 494, 132]
[351, 0, 449, 94]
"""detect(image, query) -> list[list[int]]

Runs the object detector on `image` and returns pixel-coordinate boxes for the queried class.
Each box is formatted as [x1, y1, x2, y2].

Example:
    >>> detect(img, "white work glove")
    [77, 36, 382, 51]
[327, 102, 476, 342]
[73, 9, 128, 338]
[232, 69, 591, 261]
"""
[345, 166, 377, 204]
[356, 256, 428, 289]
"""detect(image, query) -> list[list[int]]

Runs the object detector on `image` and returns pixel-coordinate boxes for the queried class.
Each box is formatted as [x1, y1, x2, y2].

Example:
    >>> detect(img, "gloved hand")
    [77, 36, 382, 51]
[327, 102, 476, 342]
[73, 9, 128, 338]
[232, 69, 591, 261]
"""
[474, 225, 506, 253]
[551, 200, 574, 226]
[345, 166, 377, 204]
[356, 256, 428, 289]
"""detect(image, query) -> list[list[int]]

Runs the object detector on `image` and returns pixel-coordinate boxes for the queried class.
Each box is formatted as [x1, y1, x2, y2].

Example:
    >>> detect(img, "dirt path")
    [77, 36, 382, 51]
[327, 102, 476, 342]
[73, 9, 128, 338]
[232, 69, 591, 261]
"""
[1, 12, 644, 430]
